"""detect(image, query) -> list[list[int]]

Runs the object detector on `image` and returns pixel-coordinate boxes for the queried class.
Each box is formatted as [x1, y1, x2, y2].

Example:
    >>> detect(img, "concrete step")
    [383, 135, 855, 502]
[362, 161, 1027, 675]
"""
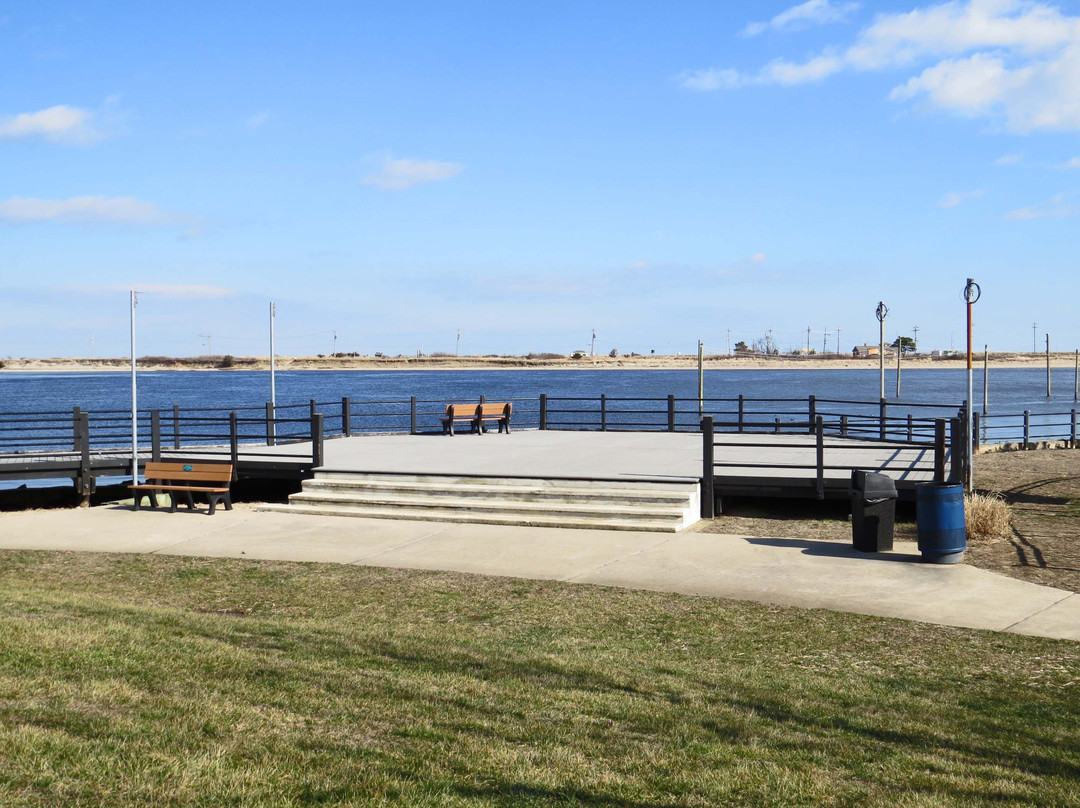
[258, 501, 684, 532]
[287, 490, 687, 523]
[271, 471, 701, 532]
[302, 477, 693, 506]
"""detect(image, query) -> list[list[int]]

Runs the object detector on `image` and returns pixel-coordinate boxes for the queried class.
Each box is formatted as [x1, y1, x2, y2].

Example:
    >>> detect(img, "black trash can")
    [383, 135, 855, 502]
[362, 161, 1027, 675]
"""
[850, 470, 897, 552]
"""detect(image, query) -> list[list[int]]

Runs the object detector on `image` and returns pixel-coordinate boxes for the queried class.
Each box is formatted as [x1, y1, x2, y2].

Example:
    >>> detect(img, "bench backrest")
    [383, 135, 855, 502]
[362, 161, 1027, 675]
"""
[445, 402, 512, 418]
[143, 462, 234, 483]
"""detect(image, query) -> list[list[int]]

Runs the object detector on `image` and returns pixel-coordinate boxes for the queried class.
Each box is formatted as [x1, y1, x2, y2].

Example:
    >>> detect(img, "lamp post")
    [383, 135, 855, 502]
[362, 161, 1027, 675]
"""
[964, 278, 981, 492]
[876, 302, 888, 400]
[130, 291, 139, 483]
[269, 301, 276, 406]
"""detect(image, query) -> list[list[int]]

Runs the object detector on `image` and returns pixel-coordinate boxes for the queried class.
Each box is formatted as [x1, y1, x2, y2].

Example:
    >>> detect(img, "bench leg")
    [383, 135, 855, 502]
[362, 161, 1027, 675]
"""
[207, 492, 232, 516]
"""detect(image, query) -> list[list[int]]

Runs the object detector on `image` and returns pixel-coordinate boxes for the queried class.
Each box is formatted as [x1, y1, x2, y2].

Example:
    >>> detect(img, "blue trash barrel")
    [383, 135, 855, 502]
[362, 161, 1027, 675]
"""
[916, 483, 966, 564]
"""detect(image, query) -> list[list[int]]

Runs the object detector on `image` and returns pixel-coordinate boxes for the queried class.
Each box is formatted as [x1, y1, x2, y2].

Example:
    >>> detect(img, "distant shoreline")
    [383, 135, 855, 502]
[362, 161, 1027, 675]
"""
[2, 353, 1075, 374]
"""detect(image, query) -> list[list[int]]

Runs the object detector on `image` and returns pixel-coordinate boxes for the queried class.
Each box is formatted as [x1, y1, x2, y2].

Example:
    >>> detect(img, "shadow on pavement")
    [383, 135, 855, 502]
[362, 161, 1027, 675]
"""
[743, 536, 923, 562]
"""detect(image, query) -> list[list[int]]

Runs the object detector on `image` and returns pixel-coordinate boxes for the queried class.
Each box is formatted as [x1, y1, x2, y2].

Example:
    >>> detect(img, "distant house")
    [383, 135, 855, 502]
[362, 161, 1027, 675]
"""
[852, 344, 880, 357]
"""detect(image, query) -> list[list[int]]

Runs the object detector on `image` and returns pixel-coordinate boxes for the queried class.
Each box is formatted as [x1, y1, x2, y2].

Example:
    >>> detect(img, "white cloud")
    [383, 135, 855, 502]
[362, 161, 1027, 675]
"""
[247, 111, 271, 129]
[750, 253, 768, 262]
[678, 68, 745, 90]
[1056, 156, 1080, 168]
[362, 156, 464, 191]
[0, 196, 183, 225]
[938, 189, 984, 208]
[0, 104, 104, 145]
[994, 152, 1024, 165]
[684, 0, 1080, 132]
[1004, 192, 1079, 219]
[742, 0, 860, 37]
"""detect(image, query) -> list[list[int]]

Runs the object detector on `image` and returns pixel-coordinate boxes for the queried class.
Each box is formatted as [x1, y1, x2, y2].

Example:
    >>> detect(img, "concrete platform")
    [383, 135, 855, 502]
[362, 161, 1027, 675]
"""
[0, 504, 1075, 642]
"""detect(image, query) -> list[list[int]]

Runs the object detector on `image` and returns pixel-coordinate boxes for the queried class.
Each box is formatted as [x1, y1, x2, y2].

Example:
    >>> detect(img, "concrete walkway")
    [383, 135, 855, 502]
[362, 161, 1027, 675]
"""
[0, 504, 1076, 641]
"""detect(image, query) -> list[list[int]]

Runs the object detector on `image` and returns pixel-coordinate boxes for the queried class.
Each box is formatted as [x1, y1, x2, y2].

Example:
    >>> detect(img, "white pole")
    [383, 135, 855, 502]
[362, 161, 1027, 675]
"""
[270, 301, 276, 406]
[895, 334, 901, 398]
[697, 340, 704, 416]
[130, 290, 138, 483]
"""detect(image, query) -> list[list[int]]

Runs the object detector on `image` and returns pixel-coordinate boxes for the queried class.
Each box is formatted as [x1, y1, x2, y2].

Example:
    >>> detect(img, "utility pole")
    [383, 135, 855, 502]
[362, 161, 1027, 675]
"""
[896, 334, 902, 398]
[726, 329, 731, 356]
[1047, 333, 1052, 397]
[836, 327, 841, 355]
[913, 325, 919, 354]
[90, 335, 95, 360]
[332, 330, 337, 355]
[807, 326, 811, 355]
[456, 329, 461, 357]
[590, 329, 596, 357]
[822, 330, 828, 355]
[1033, 322, 1038, 354]
[199, 333, 212, 358]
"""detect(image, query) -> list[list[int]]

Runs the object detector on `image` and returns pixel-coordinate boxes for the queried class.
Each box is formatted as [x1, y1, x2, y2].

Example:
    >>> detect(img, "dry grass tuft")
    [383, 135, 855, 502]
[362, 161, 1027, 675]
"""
[966, 491, 1012, 541]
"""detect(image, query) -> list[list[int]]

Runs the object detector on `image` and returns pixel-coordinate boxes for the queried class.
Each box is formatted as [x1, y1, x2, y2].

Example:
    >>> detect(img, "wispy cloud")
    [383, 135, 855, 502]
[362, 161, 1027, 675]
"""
[994, 152, 1023, 165]
[682, 0, 1080, 132]
[362, 155, 464, 191]
[1056, 157, 1080, 169]
[742, 0, 860, 37]
[0, 104, 106, 145]
[1004, 192, 1079, 220]
[0, 196, 185, 226]
[938, 189, 984, 208]
[247, 110, 271, 129]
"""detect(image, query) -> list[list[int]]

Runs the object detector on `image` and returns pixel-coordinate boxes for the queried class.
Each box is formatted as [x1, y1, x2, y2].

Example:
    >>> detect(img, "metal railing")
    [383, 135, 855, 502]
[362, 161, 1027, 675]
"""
[699, 414, 957, 517]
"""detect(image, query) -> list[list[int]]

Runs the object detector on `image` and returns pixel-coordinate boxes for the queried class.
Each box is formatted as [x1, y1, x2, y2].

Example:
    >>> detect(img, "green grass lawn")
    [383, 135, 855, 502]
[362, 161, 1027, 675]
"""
[0, 551, 1078, 807]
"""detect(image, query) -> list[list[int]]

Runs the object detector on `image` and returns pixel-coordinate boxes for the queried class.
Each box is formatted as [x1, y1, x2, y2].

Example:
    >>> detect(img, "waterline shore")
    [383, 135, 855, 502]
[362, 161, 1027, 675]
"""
[2, 353, 1073, 373]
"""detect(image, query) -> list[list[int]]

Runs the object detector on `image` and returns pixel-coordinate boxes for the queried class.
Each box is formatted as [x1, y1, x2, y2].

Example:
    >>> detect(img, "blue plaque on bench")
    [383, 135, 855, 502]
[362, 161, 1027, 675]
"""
[183, 464, 193, 472]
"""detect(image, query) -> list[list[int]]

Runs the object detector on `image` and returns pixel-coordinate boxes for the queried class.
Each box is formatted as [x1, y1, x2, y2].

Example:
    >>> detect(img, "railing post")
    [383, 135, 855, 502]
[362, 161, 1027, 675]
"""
[75, 410, 92, 504]
[600, 394, 607, 432]
[879, 398, 887, 440]
[539, 394, 548, 430]
[934, 419, 946, 483]
[949, 416, 966, 485]
[667, 395, 675, 432]
[311, 412, 324, 468]
[907, 414, 914, 442]
[310, 398, 317, 421]
[229, 411, 239, 469]
[738, 394, 745, 433]
[266, 401, 275, 446]
[172, 404, 181, 450]
[1023, 410, 1031, 447]
[701, 416, 715, 518]
[972, 411, 980, 451]
[1072, 408, 1077, 448]
[342, 396, 351, 437]
[774, 417, 781, 433]
[72, 406, 82, 449]
[841, 414, 848, 437]
[410, 396, 417, 435]
[808, 395, 816, 435]
[815, 415, 825, 500]
[151, 410, 162, 462]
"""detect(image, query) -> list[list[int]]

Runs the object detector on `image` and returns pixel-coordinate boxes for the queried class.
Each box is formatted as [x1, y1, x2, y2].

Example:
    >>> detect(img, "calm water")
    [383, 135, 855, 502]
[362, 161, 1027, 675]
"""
[1, 366, 1073, 489]
[0, 366, 1074, 415]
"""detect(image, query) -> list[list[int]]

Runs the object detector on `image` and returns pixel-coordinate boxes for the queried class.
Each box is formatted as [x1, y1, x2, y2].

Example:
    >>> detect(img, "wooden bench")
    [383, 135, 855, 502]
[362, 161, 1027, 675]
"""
[129, 461, 234, 515]
[441, 403, 512, 436]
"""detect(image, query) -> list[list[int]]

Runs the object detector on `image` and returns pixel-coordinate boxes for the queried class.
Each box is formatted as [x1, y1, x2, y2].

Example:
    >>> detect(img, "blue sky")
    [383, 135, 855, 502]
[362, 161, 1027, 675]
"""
[3, 0, 1080, 358]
